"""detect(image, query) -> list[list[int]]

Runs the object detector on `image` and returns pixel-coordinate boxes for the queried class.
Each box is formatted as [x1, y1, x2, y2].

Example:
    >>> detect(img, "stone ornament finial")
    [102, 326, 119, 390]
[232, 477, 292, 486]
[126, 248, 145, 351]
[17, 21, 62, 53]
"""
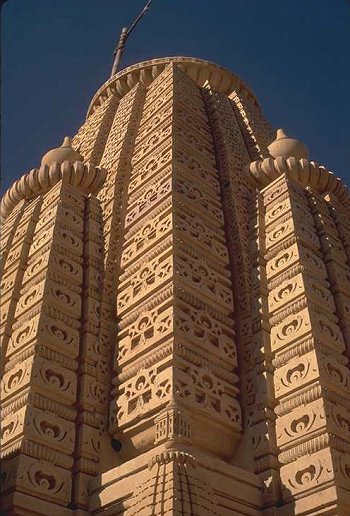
[41, 136, 83, 166]
[246, 140, 350, 209]
[268, 128, 309, 160]
[0, 137, 106, 222]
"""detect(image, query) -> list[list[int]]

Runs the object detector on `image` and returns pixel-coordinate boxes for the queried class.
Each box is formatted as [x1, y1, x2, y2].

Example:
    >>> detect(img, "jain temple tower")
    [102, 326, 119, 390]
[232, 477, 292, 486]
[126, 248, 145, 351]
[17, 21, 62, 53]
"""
[1, 57, 350, 516]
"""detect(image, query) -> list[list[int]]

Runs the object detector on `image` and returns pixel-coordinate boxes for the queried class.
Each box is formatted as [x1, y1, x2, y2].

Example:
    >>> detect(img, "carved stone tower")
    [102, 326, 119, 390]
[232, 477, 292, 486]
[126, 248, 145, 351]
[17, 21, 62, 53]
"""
[1, 57, 350, 516]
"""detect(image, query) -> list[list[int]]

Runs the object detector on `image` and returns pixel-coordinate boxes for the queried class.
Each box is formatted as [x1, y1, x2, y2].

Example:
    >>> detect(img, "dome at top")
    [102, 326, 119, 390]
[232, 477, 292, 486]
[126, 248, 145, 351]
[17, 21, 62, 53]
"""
[268, 128, 309, 160]
[41, 136, 82, 166]
[86, 56, 260, 119]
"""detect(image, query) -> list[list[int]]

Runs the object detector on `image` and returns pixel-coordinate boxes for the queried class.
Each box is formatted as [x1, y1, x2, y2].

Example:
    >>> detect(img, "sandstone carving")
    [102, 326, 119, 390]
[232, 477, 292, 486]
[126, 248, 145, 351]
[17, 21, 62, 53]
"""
[1, 56, 349, 516]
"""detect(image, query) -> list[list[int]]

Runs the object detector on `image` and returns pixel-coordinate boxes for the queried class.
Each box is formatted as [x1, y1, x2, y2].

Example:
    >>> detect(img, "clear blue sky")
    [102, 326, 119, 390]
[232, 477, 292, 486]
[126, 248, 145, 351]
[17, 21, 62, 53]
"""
[2, 0, 350, 195]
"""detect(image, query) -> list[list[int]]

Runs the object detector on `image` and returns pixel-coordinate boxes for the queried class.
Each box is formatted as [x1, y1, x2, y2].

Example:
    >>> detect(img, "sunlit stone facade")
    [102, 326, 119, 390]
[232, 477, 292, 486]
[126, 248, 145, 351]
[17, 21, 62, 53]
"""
[1, 57, 350, 515]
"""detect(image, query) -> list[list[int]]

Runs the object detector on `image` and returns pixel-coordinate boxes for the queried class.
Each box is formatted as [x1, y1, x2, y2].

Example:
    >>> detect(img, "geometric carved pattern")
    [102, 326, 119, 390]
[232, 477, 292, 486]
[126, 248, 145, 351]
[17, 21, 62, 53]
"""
[109, 64, 242, 466]
[262, 174, 350, 514]
[0, 176, 106, 512]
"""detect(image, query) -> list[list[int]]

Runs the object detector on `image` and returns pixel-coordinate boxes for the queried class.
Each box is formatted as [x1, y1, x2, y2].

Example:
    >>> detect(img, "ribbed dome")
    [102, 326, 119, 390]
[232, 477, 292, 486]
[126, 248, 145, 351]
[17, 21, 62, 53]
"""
[41, 136, 82, 166]
[268, 128, 309, 160]
[86, 56, 260, 119]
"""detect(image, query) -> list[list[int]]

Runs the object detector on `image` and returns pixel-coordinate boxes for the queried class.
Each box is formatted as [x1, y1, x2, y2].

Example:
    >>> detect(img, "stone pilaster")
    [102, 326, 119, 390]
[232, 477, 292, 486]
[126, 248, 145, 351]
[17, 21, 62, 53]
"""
[72, 93, 119, 165]
[1, 198, 42, 373]
[1, 162, 106, 514]
[203, 87, 281, 513]
[1, 180, 82, 510]
[312, 191, 350, 362]
[71, 195, 105, 510]
[97, 82, 146, 451]
[111, 64, 241, 466]
[262, 174, 350, 515]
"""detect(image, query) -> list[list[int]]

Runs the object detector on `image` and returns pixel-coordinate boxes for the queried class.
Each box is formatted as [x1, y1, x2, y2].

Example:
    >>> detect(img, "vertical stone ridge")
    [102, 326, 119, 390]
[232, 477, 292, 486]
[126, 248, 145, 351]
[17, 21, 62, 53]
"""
[94, 82, 147, 454]
[1, 198, 42, 374]
[70, 193, 105, 509]
[1, 180, 86, 511]
[229, 89, 274, 159]
[112, 62, 241, 467]
[111, 63, 180, 451]
[263, 174, 350, 514]
[1, 199, 27, 275]
[203, 86, 281, 511]
[315, 192, 350, 362]
[72, 93, 120, 165]
[250, 189, 281, 510]
[171, 64, 241, 451]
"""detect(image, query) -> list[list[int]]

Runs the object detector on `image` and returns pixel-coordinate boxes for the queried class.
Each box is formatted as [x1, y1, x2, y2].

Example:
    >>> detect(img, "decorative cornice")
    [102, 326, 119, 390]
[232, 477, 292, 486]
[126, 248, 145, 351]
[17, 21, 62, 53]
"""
[275, 384, 350, 416]
[279, 434, 350, 464]
[87, 56, 260, 119]
[4, 345, 78, 374]
[247, 156, 350, 209]
[1, 161, 107, 222]
[1, 392, 76, 421]
[118, 342, 173, 383]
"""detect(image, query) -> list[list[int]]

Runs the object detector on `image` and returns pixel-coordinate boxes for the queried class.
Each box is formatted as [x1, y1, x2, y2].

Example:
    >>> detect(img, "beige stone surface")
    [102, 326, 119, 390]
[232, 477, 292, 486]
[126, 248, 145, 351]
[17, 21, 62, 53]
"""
[1, 56, 350, 515]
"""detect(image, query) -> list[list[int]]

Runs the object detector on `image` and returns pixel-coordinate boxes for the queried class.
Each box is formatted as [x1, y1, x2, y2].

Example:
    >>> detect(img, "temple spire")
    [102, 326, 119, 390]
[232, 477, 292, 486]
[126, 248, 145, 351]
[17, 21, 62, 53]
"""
[110, 0, 152, 77]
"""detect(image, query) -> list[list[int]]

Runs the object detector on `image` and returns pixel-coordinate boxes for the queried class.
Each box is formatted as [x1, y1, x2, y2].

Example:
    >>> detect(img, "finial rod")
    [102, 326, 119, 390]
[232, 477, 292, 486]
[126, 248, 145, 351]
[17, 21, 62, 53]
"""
[110, 0, 152, 78]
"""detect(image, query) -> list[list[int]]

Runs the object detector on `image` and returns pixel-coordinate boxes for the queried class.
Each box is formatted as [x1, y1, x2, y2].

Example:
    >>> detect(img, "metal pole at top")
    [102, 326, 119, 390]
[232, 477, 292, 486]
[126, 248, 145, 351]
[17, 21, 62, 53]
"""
[110, 0, 152, 78]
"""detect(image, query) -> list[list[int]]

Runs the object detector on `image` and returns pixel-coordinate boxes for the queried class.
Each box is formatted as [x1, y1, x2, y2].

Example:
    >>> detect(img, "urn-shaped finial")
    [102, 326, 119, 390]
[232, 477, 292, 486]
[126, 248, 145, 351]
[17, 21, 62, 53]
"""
[268, 128, 309, 160]
[41, 136, 83, 166]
